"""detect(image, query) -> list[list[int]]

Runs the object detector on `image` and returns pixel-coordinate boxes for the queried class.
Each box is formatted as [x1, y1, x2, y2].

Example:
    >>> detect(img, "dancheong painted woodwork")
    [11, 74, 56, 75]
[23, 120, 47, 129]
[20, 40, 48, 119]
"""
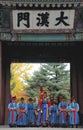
[0, 0, 83, 41]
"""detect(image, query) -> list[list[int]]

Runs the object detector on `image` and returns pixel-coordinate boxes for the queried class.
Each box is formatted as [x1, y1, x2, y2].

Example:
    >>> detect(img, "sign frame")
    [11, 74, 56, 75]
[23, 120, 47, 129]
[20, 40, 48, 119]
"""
[11, 9, 76, 34]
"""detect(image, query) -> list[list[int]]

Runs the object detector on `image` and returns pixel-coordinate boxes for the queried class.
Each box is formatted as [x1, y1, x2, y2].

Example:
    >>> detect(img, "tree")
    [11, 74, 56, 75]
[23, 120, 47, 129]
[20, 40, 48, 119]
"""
[10, 63, 33, 99]
[25, 63, 70, 100]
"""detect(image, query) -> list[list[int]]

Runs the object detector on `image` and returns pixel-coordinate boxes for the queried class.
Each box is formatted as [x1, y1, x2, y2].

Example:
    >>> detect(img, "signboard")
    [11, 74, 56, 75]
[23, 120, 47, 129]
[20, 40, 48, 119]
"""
[12, 10, 75, 33]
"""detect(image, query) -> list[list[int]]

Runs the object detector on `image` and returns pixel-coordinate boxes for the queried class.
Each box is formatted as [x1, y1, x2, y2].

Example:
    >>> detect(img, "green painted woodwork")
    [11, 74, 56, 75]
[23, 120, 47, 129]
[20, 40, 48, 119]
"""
[20, 34, 67, 42]
[20, 34, 83, 42]
[0, 1, 83, 42]
[0, 33, 83, 41]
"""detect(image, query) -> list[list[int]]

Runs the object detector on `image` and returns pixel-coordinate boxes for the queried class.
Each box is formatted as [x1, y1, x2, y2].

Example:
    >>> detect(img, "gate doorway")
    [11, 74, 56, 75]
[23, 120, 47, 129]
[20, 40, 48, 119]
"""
[10, 62, 70, 105]
[0, 42, 83, 125]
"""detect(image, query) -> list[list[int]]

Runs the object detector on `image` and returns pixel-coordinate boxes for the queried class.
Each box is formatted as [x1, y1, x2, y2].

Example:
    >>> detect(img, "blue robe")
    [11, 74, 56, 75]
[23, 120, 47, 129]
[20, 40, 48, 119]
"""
[69, 102, 80, 125]
[36, 106, 42, 126]
[41, 99, 48, 125]
[8, 102, 17, 125]
[58, 101, 68, 124]
[17, 103, 27, 126]
[42, 103, 47, 123]
[27, 103, 36, 124]
[48, 105, 58, 124]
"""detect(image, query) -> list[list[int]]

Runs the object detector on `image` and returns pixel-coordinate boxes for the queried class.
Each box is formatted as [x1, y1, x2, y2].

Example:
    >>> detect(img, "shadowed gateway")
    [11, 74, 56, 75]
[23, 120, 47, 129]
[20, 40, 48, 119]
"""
[0, 42, 83, 126]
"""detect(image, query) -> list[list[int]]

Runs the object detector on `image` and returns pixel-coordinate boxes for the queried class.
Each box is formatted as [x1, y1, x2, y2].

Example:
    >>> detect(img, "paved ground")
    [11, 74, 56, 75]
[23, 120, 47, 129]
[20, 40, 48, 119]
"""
[0, 128, 83, 130]
[0, 125, 83, 129]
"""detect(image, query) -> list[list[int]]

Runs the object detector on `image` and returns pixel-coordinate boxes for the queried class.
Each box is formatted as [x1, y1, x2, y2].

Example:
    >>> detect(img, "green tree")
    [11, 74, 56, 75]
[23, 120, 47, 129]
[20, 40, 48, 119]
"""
[25, 63, 70, 100]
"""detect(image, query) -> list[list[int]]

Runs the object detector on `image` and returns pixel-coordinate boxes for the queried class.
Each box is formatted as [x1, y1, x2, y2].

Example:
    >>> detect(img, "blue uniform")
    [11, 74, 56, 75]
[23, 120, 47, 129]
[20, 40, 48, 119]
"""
[48, 105, 58, 125]
[27, 103, 36, 125]
[41, 99, 48, 126]
[69, 102, 80, 125]
[42, 103, 47, 124]
[17, 103, 27, 126]
[8, 102, 17, 125]
[36, 106, 42, 126]
[58, 101, 68, 124]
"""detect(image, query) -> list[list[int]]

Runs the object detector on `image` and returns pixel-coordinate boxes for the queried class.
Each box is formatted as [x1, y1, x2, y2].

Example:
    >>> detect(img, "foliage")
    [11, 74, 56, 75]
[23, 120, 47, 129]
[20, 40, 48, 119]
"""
[10, 63, 33, 99]
[25, 63, 70, 100]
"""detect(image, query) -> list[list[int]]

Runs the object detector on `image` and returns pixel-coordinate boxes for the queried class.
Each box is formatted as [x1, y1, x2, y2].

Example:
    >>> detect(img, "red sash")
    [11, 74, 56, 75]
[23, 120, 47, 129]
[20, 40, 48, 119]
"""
[20, 108, 25, 111]
[61, 106, 67, 121]
[61, 106, 66, 110]
[63, 112, 67, 121]
[12, 110, 14, 123]
[74, 111, 76, 123]
[19, 108, 25, 121]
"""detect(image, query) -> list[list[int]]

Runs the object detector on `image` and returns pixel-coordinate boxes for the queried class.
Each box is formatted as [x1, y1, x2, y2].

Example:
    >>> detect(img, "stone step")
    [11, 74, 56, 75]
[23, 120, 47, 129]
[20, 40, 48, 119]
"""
[0, 126, 83, 130]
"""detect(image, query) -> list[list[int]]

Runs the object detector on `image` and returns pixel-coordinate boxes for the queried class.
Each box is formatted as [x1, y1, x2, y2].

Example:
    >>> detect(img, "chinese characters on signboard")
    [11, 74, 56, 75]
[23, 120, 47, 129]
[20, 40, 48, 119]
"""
[12, 10, 75, 33]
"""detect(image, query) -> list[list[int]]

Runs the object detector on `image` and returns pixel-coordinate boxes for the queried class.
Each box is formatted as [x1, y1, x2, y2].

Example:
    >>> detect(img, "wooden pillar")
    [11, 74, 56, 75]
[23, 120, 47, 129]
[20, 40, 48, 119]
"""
[0, 42, 10, 124]
[0, 42, 5, 124]
[4, 60, 10, 124]
[76, 61, 83, 125]
[70, 61, 78, 97]
[71, 58, 83, 125]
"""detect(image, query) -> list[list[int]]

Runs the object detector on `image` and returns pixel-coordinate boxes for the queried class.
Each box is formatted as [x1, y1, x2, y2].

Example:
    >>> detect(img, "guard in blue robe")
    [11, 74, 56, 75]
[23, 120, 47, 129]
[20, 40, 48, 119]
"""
[36, 99, 43, 126]
[8, 96, 17, 127]
[69, 96, 80, 127]
[41, 92, 49, 127]
[17, 97, 27, 127]
[58, 96, 68, 126]
[48, 101, 58, 127]
[27, 98, 36, 126]
[42, 102, 48, 126]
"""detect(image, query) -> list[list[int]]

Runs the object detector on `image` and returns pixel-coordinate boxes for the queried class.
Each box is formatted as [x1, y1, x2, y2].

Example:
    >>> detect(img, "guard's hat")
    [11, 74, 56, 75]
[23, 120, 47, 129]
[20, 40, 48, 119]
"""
[12, 96, 16, 100]
[21, 97, 24, 100]
[29, 98, 33, 101]
[71, 96, 76, 101]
